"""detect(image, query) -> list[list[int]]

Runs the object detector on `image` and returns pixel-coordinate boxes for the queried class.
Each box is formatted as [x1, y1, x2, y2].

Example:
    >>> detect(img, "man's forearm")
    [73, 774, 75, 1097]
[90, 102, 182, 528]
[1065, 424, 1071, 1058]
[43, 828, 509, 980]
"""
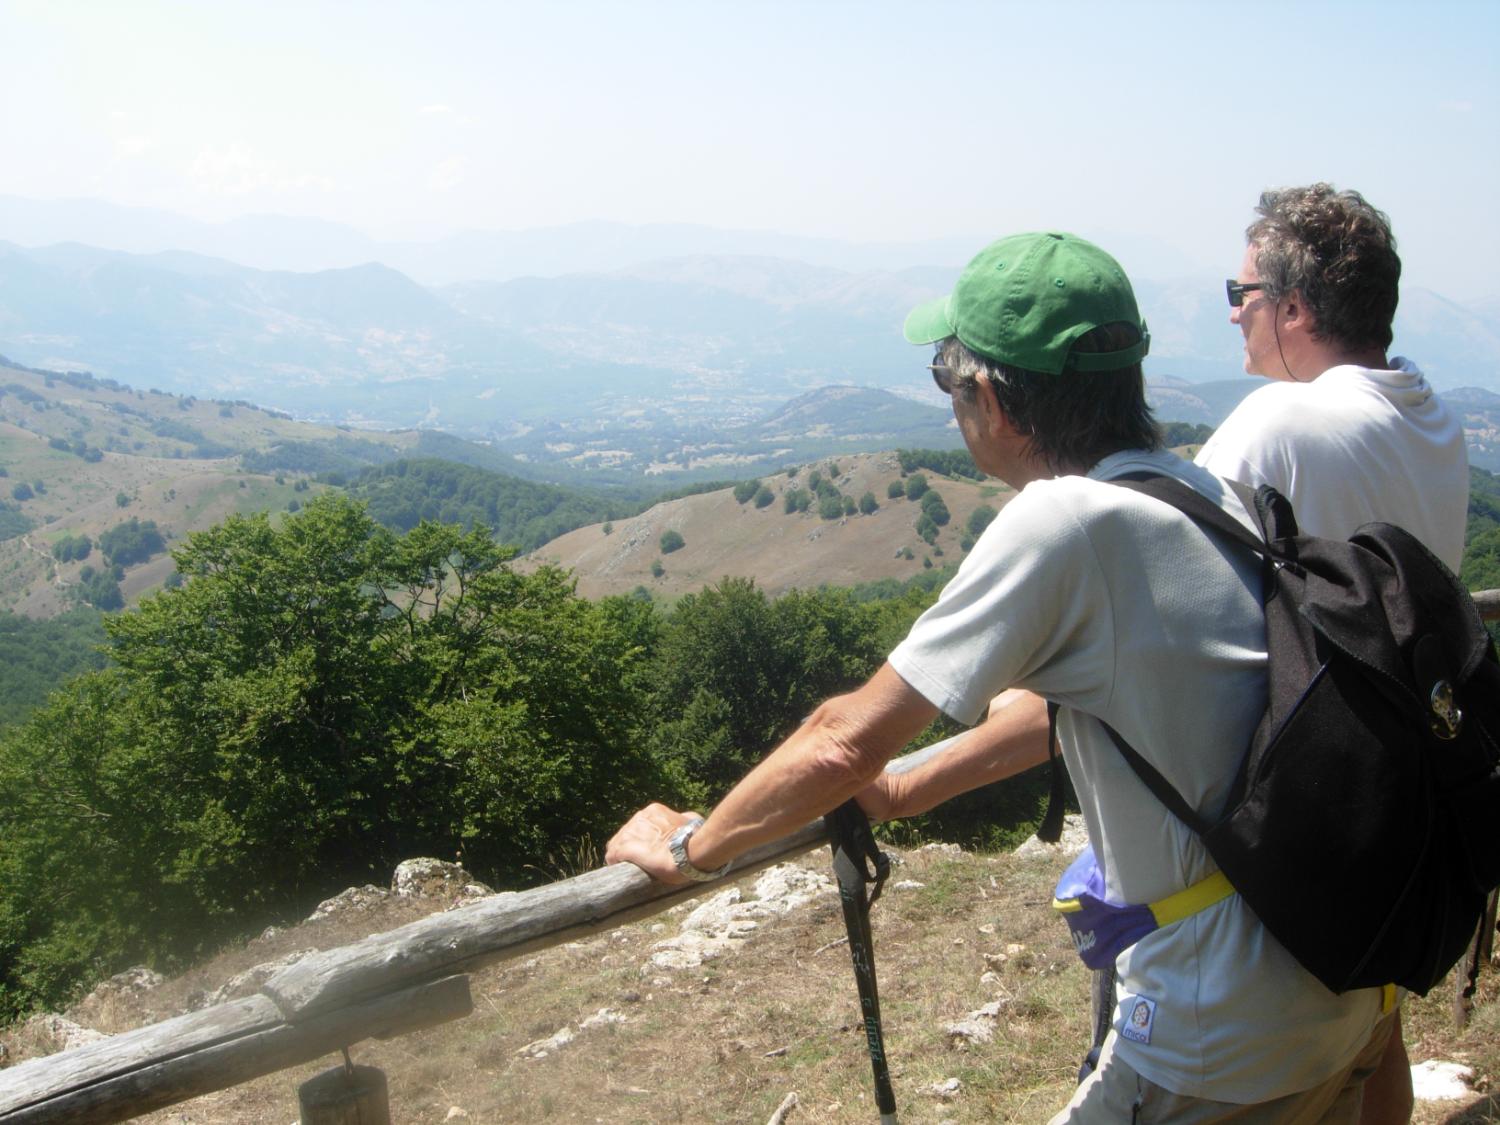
[685, 663, 937, 871]
[878, 690, 1050, 819]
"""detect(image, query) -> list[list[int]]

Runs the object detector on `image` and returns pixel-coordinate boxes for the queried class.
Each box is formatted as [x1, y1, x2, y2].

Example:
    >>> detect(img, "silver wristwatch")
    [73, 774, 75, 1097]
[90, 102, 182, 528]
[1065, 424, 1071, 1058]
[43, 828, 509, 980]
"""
[667, 817, 730, 882]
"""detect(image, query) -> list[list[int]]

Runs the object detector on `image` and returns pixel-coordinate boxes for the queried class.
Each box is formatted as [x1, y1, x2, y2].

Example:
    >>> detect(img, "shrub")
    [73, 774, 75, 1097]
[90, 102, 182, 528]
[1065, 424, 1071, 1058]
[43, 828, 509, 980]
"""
[660, 530, 685, 554]
[12, 482, 33, 501]
[753, 485, 775, 509]
[887, 480, 905, 500]
[860, 492, 878, 515]
[920, 490, 951, 526]
[733, 479, 762, 505]
[51, 534, 92, 563]
[905, 473, 929, 500]
[98, 518, 166, 567]
[967, 504, 999, 537]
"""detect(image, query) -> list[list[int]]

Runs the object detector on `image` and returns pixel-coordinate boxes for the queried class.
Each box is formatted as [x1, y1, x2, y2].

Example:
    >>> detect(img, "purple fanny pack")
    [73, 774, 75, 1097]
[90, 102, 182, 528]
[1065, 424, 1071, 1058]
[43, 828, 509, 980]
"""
[1052, 843, 1160, 970]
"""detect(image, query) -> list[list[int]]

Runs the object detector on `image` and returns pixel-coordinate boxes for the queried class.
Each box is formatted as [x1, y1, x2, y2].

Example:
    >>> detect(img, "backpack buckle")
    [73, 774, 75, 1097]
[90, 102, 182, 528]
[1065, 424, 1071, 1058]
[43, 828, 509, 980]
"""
[1429, 680, 1463, 740]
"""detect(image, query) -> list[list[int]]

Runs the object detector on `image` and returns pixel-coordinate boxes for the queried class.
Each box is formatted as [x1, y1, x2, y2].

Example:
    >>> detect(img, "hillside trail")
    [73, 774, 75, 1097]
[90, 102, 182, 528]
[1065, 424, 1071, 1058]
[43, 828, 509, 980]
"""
[16, 534, 67, 589]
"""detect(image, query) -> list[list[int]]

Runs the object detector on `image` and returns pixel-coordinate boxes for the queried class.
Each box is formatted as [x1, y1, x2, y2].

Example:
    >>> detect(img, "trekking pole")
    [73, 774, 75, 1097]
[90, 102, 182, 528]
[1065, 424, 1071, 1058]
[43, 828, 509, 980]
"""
[825, 798, 898, 1124]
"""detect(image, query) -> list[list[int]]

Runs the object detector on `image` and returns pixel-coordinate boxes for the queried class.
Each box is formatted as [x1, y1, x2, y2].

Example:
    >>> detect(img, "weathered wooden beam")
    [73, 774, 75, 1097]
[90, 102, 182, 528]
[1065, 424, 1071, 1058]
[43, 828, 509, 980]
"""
[263, 734, 965, 1020]
[263, 822, 830, 1018]
[0, 975, 471, 1125]
[0, 733, 966, 1125]
[1475, 588, 1499, 621]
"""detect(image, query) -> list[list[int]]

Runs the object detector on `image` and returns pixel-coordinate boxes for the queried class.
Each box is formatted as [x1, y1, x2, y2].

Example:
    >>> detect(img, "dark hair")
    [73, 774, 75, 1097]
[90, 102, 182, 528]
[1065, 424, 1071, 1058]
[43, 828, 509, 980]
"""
[1247, 183, 1400, 352]
[940, 322, 1159, 473]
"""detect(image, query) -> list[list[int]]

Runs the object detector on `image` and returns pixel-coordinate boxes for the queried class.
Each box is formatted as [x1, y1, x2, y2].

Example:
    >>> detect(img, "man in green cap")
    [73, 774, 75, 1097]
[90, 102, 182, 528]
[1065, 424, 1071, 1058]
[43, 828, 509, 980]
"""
[607, 231, 1393, 1120]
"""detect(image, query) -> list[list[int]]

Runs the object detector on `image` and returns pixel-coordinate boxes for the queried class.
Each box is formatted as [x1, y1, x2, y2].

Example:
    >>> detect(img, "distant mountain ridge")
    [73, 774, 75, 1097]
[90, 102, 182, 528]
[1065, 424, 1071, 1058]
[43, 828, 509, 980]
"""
[3, 235, 1499, 476]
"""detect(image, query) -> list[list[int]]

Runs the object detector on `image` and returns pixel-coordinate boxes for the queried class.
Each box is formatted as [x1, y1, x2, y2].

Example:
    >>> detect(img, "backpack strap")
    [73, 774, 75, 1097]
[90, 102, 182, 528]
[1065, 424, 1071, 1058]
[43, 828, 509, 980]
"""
[1100, 721, 1211, 837]
[1037, 701, 1067, 843]
[1035, 471, 1276, 847]
[1109, 471, 1285, 560]
[1093, 471, 1276, 837]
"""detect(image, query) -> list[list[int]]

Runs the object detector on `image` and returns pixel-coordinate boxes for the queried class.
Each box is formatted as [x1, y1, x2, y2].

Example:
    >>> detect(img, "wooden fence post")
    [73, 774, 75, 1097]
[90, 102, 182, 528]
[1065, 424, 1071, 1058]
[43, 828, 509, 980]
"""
[297, 1056, 389, 1125]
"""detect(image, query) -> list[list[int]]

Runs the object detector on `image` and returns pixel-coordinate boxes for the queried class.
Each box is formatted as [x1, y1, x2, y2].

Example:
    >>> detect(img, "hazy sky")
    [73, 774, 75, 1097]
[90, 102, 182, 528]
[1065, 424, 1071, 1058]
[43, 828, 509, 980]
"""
[3, 0, 1497, 298]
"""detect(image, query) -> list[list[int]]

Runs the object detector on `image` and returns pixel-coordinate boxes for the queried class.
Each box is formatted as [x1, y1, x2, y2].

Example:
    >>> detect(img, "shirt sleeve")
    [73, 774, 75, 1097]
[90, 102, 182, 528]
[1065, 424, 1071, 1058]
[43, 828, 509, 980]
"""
[888, 479, 1117, 725]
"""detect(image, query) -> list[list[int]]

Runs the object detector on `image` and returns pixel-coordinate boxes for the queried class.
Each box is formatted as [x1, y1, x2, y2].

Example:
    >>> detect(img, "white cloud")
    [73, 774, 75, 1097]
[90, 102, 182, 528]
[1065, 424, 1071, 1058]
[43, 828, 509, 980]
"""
[114, 135, 153, 158]
[1441, 100, 1475, 113]
[419, 104, 454, 115]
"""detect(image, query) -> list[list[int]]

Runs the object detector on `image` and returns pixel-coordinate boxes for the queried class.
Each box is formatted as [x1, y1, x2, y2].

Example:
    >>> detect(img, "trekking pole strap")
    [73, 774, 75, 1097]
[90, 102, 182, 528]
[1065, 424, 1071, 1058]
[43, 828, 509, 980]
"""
[825, 799, 898, 1122]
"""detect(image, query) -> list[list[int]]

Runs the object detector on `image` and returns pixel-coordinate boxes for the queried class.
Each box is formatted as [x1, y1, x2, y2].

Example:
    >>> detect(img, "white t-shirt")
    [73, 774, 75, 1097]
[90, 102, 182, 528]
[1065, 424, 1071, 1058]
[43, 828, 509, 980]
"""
[888, 449, 1382, 1102]
[1194, 359, 1469, 570]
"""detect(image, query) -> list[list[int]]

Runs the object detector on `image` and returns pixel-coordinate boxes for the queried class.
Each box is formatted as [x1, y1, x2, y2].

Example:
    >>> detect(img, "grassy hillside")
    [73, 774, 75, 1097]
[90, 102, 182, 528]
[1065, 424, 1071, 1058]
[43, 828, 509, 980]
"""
[0, 360, 419, 616]
[526, 451, 1012, 601]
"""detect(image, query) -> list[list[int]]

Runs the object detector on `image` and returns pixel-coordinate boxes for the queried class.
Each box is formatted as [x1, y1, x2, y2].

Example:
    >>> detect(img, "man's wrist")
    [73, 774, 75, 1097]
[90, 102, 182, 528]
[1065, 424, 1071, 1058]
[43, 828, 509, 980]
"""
[667, 817, 731, 882]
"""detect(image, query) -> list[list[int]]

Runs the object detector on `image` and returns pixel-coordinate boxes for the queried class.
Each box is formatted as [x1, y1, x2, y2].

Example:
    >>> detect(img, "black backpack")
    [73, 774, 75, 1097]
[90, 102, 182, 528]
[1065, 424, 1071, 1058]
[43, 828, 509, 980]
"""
[1041, 473, 1500, 996]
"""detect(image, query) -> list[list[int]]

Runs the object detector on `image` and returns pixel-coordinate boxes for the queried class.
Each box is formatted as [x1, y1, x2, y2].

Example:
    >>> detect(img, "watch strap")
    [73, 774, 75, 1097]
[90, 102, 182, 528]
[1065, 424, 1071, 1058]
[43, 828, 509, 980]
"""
[668, 816, 730, 881]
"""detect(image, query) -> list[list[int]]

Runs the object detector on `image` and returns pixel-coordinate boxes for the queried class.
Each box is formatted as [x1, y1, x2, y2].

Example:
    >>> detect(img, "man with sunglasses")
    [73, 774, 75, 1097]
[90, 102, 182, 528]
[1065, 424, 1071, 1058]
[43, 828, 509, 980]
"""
[609, 231, 1394, 1121]
[1197, 185, 1470, 1124]
[1200, 184, 1467, 567]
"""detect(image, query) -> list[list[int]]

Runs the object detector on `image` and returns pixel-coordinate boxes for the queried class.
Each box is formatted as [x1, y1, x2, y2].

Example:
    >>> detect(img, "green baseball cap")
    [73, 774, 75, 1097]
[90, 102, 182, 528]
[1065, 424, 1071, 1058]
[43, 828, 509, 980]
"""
[904, 232, 1150, 374]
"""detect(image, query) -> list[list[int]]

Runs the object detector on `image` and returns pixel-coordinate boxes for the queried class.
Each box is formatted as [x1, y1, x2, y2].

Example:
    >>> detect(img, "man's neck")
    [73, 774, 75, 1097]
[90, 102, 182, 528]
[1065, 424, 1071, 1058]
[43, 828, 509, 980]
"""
[1295, 341, 1390, 382]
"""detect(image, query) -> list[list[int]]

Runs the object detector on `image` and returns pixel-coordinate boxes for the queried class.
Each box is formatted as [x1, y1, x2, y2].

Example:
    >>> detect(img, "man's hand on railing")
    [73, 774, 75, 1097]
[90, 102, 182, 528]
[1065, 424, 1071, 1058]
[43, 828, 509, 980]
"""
[604, 802, 702, 884]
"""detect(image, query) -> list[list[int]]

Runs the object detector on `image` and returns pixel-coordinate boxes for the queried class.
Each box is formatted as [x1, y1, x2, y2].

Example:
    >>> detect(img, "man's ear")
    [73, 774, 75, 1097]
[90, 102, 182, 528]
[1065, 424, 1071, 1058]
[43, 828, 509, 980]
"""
[976, 376, 1017, 441]
[1281, 289, 1314, 333]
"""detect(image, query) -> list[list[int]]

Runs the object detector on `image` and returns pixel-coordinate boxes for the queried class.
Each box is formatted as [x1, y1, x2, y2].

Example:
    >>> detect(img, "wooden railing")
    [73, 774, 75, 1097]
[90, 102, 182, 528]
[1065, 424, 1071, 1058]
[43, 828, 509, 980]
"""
[2, 594, 1497, 1124]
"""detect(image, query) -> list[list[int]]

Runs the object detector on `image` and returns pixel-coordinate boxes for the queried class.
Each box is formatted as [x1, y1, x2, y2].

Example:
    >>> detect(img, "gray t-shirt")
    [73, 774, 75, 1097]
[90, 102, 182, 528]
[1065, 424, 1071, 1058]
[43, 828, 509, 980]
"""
[888, 449, 1382, 1101]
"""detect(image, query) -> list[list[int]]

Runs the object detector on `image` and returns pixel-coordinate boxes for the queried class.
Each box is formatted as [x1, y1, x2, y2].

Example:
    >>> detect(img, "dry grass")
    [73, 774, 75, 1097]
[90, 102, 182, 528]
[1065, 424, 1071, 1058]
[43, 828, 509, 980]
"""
[3, 846, 1497, 1124]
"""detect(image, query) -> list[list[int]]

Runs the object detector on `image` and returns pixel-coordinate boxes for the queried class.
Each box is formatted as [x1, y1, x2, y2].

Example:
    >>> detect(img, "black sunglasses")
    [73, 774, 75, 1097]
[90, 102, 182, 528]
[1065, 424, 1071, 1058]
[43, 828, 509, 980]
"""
[1225, 279, 1268, 308]
[928, 361, 955, 395]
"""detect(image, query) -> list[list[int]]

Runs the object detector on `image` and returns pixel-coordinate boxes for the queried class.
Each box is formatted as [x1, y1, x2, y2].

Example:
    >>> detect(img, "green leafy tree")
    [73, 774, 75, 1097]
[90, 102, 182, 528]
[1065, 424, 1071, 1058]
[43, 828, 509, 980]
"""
[967, 504, 998, 537]
[904, 473, 929, 500]
[0, 495, 676, 1017]
[920, 490, 950, 526]
[660, 529, 685, 554]
[75, 566, 124, 611]
[753, 485, 775, 509]
[51, 534, 92, 563]
[859, 492, 878, 515]
[1462, 527, 1500, 592]
[887, 480, 905, 500]
[98, 518, 166, 566]
[647, 579, 886, 797]
[0, 609, 109, 729]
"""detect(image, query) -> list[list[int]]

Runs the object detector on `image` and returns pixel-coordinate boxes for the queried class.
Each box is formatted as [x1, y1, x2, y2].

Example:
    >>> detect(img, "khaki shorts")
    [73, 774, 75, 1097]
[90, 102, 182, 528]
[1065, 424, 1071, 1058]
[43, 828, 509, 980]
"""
[1049, 1009, 1396, 1124]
